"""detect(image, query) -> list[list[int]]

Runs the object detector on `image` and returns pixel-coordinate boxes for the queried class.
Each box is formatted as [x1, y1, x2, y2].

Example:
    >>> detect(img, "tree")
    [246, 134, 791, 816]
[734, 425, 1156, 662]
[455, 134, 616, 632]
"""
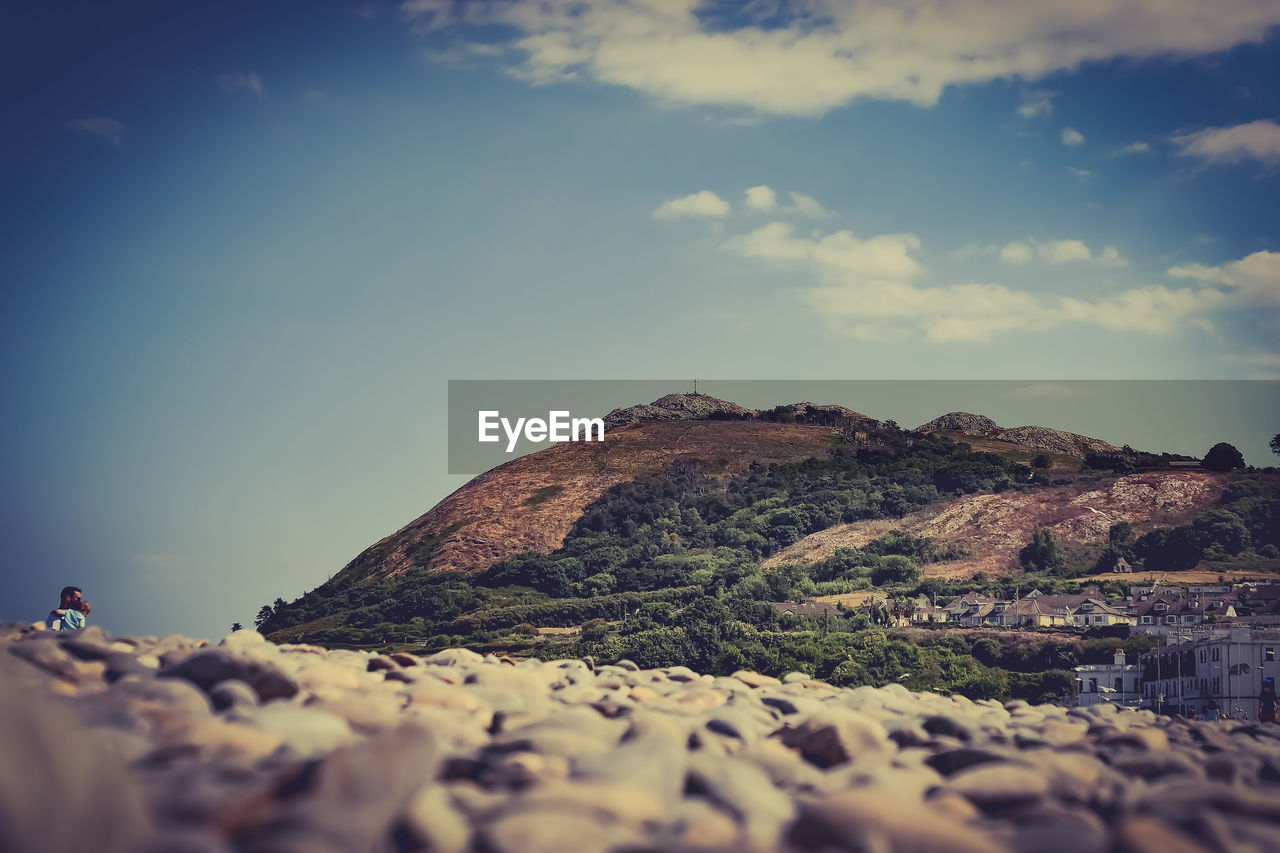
[1019, 527, 1065, 573]
[1271, 433, 1280, 458]
[1203, 442, 1245, 472]
[1031, 454, 1052, 469]
[230, 622, 244, 633]
[870, 556, 920, 587]
[580, 618, 608, 641]
[254, 605, 274, 629]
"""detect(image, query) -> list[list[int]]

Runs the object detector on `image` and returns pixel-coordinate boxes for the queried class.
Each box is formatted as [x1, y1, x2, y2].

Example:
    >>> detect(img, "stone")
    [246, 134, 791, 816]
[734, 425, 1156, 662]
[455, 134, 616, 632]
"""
[161, 650, 299, 703]
[479, 809, 633, 853]
[398, 784, 470, 853]
[208, 679, 259, 712]
[731, 670, 781, 688]
[218, 630, 267, 650]
[792, 789, 1006, 853]
[945, 763, 1050, 811]
[251, 704, 356, 756]
[777, 709, 891, 768]
[0, 658, 153, 853]
[1115, 816, 1213, 853]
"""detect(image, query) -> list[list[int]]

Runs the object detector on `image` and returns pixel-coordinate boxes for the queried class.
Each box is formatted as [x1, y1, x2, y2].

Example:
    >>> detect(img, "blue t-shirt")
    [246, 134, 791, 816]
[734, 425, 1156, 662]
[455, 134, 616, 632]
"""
[59, 610, 85, 631]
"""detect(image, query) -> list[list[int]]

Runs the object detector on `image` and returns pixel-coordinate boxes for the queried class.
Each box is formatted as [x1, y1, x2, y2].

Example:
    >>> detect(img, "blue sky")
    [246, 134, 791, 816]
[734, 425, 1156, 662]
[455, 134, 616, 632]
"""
[2, 1, 1279, 639]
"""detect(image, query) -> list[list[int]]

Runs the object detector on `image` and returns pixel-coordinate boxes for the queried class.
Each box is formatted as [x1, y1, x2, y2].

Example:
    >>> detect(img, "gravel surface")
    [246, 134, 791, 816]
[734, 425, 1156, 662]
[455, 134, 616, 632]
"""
[4, 623, 1280, 853]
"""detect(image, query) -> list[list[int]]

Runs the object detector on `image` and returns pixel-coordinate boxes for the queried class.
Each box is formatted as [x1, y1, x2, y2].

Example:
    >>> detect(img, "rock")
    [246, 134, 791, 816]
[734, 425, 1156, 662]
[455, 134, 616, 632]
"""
[0, 657, 153, 853]
[731, 670, 780, 688]
[1115, 816, 1213, 853]
[994, 805, 1110, 853]
[251, 704, 356, 756]
[777, 709, 891, 768]
[792, 788, 1007, 853]
[208, 679, 259, 712]
[161, 650, 299, 702]
[398, 784, 470, 853]
[479, 809, 634, 853]
[239, 724, 438, 853]
[685, 754, 795, 848]
[218, 630, 267, 650]
[945, 763, 1050, 811]
[922, 714, 973, 741]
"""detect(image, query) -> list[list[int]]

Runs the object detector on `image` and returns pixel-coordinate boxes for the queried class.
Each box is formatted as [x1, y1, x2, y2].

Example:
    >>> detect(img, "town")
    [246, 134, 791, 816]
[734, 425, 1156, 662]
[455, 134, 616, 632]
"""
[831, 580, 1280, 718]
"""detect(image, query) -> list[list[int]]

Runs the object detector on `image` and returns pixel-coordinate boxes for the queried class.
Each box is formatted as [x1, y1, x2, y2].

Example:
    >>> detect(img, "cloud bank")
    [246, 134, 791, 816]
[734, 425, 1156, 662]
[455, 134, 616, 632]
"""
[1173, 120, 1280, 166]
[401, 0, 1280, 115]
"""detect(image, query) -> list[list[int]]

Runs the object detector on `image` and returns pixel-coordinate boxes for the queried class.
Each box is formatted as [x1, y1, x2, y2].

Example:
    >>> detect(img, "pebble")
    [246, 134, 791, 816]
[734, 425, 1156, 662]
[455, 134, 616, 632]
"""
[2, 622, 1278, 853]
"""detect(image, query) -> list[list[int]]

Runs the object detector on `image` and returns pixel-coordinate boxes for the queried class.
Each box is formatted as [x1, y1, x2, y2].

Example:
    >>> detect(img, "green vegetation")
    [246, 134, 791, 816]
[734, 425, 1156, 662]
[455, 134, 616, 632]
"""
[255, 421, 1277, 703]
[1203, 442, 1246, 472]
[1132, 475, 1278, 572]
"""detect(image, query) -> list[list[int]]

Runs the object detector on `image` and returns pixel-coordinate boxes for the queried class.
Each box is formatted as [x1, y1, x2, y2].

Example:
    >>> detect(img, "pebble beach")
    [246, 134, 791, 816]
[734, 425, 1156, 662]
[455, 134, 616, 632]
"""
[4, 623, 1280, 853]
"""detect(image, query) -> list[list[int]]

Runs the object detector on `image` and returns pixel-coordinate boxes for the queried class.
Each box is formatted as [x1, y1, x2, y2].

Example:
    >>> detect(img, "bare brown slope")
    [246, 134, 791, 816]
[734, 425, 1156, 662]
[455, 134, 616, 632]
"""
[764, 470, 1228, 578]
[339, 421, 843, 583]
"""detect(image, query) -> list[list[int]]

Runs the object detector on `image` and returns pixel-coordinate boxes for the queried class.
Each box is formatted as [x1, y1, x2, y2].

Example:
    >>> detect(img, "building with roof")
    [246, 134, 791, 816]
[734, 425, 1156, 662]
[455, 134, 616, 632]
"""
[1138, 627, 1280, 719]
[1076, 650, 1142, 708]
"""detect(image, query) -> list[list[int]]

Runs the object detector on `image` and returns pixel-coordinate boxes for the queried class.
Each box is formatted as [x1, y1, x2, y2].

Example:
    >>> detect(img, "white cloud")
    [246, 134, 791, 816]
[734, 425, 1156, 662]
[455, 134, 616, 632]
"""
[784, 191, 834, 218]
[1097, 246, 1128, 268]
[1058, 286, 1224, 334]
[653, 190, 730, 219]
[1115, 140, 1152, 155]
[217, 72, 266, 96]
[726, 223, 923, 280]
[1172, 120, 1280, 166]
[1000, 239, 1125, 267]
[1167, 250, 1280, 305]
[1061, 127, 1085, 147]
[1068, 167, 1094, 180]
[1000, 242, 1033, 264]
[744, 185, 777, 212]
[724, 225, 1199, 343]
[1040, 239, 1092, 263]
[68, 117, 126, 147]
[399, 0, 1280, 116]
[1017, 89, 1055, 119]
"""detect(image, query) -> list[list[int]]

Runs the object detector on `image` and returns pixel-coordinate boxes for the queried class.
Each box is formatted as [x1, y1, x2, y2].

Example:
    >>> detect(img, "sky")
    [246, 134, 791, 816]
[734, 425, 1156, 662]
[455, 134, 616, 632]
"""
[2, 1, 1279, 640]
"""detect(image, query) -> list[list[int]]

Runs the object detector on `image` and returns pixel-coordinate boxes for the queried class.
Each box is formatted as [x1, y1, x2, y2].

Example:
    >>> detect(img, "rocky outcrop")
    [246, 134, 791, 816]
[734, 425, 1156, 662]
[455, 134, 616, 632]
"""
[918, 412, 1120, 458]
[6, 622, 1279, 853]
[603, 393, 757, 429]
[919, 412, 1001, 434]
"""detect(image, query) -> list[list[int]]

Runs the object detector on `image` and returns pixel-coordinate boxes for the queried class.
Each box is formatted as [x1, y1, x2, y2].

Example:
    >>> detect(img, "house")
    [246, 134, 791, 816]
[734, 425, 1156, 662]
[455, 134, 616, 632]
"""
[1077, 650, 1141, 708]
[942, 594, 997, 627]
[1130, 592, 1237, 634]
[1139, 627, 1280, 718]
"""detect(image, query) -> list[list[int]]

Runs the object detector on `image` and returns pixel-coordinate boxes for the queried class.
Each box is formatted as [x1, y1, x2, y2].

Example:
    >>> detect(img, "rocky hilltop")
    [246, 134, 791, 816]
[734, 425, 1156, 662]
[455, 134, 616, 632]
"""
[338, 418, 843, 582]
[7, 622, 1280, 853]
[919, 412, 1120, 458]
[603, 393, 756, 429]
[327, 398, 1157, 587]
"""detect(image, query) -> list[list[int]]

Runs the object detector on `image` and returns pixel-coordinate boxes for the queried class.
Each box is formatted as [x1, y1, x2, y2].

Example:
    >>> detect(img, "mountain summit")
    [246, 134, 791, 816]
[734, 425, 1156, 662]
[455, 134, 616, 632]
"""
[603, 393, 755, 429]
[918, 411, 1120, 458]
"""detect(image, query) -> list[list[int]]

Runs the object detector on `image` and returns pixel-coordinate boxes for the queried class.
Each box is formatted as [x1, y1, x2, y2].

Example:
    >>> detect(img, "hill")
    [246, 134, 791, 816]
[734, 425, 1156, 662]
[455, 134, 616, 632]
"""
[765, 470, 1229, 577]
[918, 411, 1120, 458]
[257, 395, 1275, 666]
[335, 418, 845, 584]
